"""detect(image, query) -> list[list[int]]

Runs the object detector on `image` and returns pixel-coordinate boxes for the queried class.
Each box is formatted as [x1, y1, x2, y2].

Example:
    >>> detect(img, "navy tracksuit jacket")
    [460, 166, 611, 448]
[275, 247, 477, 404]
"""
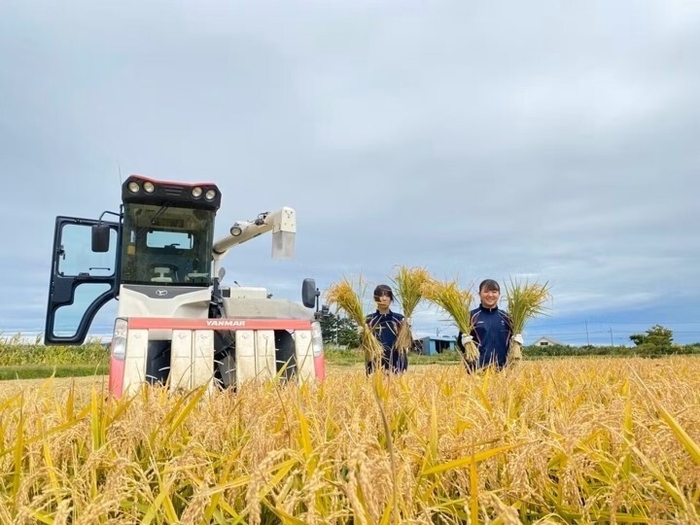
[365, 309, 406, 374]
[456, 304, 514, 370]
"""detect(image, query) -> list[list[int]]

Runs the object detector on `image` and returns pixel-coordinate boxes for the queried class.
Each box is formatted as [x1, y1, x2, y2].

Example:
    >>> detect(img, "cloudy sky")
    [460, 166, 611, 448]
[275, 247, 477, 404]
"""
[1, 0, 699, 346]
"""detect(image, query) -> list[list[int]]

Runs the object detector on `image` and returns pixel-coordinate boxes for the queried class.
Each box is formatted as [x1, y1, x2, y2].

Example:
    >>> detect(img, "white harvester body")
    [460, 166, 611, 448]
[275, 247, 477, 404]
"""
[44, 175, 326, 397]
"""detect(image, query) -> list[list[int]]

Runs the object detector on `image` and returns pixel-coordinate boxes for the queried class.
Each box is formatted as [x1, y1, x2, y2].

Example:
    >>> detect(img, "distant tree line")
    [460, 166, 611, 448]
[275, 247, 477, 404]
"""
[527, 324, 700, 357]
[320, 318, 700, 358]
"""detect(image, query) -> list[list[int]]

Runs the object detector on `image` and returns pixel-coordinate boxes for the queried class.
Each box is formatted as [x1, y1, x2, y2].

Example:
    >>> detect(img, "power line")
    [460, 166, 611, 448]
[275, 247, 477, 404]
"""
[527, 320, 700, 326]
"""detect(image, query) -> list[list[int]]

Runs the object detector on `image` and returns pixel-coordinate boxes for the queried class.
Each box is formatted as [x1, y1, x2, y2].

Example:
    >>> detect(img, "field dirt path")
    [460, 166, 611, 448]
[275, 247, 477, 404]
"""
[0, 362, 433, 398]
[0, 375, 109, 398]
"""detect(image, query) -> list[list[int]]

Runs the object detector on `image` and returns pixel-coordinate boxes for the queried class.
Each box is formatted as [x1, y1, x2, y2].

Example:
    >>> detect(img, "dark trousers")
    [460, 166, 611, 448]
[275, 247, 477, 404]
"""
[366, 349, 407, 375]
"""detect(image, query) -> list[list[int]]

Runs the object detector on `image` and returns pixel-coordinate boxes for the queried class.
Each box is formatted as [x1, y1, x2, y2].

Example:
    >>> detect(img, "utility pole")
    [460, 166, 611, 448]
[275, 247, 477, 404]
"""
[585, 320, 590, 346]
[609, 328, 614, 346]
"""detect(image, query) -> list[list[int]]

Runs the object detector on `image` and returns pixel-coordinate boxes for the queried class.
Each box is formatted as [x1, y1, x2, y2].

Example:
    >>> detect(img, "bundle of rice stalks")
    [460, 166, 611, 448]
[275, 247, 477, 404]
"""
[421, 278, 479, 362]
[504, 278, 551, 362]
[325, 277, 384, 366]
[391, 266, 431, 354]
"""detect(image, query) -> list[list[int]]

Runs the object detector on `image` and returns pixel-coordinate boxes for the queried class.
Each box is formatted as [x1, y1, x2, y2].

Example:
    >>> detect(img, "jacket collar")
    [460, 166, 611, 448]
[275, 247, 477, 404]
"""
[478, 303, 499, 313]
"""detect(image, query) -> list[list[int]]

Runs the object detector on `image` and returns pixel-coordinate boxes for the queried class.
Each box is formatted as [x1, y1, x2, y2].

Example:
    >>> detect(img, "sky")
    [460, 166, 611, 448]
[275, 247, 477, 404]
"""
[1, 0, 699, 346]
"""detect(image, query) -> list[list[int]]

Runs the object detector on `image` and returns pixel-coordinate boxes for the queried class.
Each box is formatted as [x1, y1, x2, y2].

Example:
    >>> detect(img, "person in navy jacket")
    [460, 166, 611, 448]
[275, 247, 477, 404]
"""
[456, 279, 522, 371]
[364, 284, 408, 374]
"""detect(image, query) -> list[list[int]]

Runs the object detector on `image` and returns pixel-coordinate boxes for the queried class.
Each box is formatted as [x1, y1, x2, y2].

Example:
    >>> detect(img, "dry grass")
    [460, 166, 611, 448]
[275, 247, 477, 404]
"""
[1, 358, 699, 523]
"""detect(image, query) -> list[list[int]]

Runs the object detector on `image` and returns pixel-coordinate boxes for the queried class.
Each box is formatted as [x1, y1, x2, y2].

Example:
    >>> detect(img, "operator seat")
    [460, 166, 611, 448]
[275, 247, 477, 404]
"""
[151, 267, 174, 283]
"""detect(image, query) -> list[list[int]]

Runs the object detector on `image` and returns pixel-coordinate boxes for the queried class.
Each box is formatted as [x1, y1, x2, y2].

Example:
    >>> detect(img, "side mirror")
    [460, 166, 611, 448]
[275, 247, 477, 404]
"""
[91, 224, 111, 252]
[301, 278, 317, 309]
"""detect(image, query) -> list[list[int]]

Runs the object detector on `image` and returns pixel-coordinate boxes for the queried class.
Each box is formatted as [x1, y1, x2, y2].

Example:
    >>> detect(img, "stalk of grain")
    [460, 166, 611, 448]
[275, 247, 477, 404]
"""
[504, 278, 551, 362]
[326, 276, 384, 367]
[2, 358, 700, 522]
[391, 266, 430, 356]
[421, 278, 478, 362]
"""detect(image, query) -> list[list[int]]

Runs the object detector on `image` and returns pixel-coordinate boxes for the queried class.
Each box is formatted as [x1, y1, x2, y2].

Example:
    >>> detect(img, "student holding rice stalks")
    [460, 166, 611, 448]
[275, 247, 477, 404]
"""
[456, 279, 522, 371]
[364, 284, 407, 374]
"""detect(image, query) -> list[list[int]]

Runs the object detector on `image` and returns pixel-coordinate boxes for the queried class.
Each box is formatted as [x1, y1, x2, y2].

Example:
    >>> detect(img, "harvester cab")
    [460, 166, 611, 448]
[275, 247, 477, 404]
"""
[44, 175, 325, 397]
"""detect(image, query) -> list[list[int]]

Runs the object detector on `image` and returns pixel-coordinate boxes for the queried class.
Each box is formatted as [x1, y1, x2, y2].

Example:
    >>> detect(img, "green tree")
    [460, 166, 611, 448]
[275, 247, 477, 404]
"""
[337, 318, 360, 348]
[629, 324, 674, 357]
[319, 313, 360, 348]
[629, 324, 673, 347]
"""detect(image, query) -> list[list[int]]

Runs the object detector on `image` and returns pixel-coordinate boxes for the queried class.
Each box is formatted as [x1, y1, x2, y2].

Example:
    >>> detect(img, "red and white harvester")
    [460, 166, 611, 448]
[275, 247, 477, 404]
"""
[44, 175, 326, 397]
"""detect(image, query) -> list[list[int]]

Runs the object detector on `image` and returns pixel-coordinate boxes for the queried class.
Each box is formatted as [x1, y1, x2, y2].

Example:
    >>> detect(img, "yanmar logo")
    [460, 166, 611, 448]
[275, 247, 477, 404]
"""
[206, 319, 246, 328]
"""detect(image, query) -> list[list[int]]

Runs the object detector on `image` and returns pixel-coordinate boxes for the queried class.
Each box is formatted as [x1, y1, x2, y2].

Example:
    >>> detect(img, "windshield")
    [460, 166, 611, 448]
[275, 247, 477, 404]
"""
[120, 203, 215, 286]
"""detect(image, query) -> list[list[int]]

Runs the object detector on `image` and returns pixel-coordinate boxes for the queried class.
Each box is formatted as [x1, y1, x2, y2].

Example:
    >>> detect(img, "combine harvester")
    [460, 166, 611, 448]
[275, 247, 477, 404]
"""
[44, 174, 326, 397]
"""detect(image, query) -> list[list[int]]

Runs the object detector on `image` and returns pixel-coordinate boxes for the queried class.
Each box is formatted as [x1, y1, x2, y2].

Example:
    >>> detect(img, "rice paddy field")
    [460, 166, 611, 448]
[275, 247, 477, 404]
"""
[1, 357, 699, 524]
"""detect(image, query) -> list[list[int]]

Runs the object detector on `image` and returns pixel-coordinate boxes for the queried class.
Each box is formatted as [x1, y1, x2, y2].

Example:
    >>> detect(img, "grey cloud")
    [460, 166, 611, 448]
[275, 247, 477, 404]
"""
[1, 0, 699, 342]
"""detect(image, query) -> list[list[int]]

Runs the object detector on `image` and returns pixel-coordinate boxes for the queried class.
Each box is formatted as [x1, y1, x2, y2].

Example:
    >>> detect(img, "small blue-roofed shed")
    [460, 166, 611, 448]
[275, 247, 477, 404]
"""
[416, 335, 457, 355]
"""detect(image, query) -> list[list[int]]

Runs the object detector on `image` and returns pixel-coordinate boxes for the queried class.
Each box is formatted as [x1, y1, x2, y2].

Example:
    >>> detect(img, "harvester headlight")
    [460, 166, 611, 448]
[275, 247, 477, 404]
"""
[311, 321, 324, 358]
[143, 181, 155, 193]
[128, 182, 140, 194]
[205, 189, 217, 200]
[230, 223, 243, 236]
[192, 186, 203, 198]
[110, 318, 128, 360]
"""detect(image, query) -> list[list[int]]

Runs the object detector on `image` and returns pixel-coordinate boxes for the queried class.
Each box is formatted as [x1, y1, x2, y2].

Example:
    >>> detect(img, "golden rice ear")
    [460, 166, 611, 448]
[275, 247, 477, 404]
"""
[325, 276, 369, 326]
[421, 278, 475, 335]
[505, 277, 551, 335]
[391, 265, 431, 318]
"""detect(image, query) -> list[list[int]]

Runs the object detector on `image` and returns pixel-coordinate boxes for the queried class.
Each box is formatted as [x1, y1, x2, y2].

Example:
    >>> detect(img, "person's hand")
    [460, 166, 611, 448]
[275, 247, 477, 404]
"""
[356, 324, 364, 335]
[509, 333, 524, 363]
[405, 317, 413, 327]
[461, 334, 474, 345]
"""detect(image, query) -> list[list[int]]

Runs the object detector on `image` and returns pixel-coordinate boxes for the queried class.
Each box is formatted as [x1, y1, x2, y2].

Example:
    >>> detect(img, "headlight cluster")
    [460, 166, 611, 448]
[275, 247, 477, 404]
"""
[191, 186, 217, 200]
[127, 181, 156, 194]
[123, 175, 221, 210]
[311, 321, 324, 358]
[110, 318, 128, 360]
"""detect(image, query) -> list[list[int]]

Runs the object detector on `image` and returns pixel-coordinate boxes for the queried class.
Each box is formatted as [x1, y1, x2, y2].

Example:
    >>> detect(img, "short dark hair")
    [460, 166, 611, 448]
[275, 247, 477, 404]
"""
[478, 279, 500, 292]
[373, 284, 394, 301]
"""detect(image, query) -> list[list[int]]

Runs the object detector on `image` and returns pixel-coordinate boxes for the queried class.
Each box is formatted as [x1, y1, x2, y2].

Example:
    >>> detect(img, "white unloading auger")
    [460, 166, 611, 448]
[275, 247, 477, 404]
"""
[212, 207, 296, 268]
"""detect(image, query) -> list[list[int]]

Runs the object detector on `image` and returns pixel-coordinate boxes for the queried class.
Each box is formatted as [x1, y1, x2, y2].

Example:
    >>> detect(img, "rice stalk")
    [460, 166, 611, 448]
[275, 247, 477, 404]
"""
[325, 276, 367, 327]
[1, 358, 700, 521]
[325, 277, 384, 368]
[421, 278, 478, 362]
[504, 278, 551, 362]
[391, 266, 430, 354]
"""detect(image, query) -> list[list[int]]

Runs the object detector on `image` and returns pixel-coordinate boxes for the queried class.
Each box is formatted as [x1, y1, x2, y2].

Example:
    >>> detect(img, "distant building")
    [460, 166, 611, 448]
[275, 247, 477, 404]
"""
[415, 335, 457, 355]
[532, 336, 561, 347]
